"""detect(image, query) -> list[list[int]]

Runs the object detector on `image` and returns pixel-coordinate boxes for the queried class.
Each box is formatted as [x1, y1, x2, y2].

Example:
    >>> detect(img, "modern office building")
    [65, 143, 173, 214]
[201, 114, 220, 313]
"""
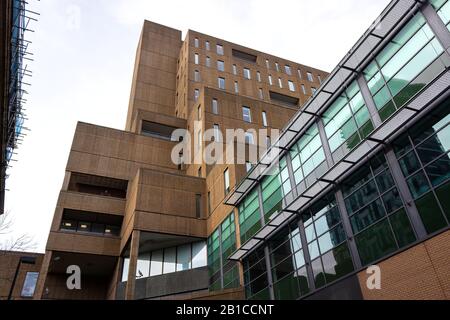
[33, 18, 326, 299]
[35, 0, 450, 300]
[0, 0, 35, 215]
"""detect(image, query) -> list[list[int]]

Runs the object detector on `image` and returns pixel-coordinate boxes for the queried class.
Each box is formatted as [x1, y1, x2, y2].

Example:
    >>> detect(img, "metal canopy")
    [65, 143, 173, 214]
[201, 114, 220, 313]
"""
[224, 0, 422, 208]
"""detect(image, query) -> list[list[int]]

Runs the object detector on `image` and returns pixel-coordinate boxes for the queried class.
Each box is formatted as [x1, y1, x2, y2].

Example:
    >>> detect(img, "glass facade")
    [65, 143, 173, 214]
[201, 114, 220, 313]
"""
[364, 13, 447, 122]
[342, 153, 416, 266]
[290, 124, 328, 191]
[431, 0, 450, 30]
[394, 101, 450, 234]
[322, 81, 374, 162]
[238, 189, 261, 243]
[207, 212, 240, 291]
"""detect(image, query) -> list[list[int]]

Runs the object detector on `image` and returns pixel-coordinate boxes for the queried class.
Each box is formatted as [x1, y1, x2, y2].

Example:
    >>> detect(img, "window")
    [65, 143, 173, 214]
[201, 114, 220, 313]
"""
[234, 81, 239, 93]
[208, 212, 239, 291]
[301, 84, 306, 94]
[233, 64, 237, 75]
[266, 59, 270, 69]
[163, 247, 176, 274]
[288, 81, 295, 92]
[217, 44, 224, 55]
[318, 75, 322, 84]
[343, 153, 416, 266]
[239, 189, 261, 243]
[212, 99, 219, 114]
[198, 167, 202, 177]
[257, 71, 261, 82]
[262, 111, 268, 127]
[363, 13, 445, 121]
[177, 244, 192, 271]
[266, 136, 271, 149]
[298, 69, 302, 79]
[311, 87, 317, 95]
[246, 162, 253, 173]
[278, 78, 283, 88]
[244, 68, 251, 79]
[285, 65, 292, 75]
[290, 124, 328, 189]
[206, 41, 210, 51]
[245, 132, 254, 145]
[268, 75, 273, 85]
[259, 88, 264, 100]
[150, 250, 163, 276]
[195, 53, 199, 65]
[194, 70, 200, 82]
[322, 80, 374, 163]
[217, 60, 225, 72]
[194, 37, 199, 48]
[21, 272, 39, 298]
[431, 0, 450, 30]
[307, 72, 314, 82]
[213, 124, 220, 142]
[197, 105, 201, 120]
[196, 194, 202, 218]
[206, 56, 211, 67]
[224, 169, 230, 195]
[218, 77, 225, 90]
[192, 241, 207, 268]
[207, 192, 211, 215]
[394, 102, 450, 234]
[197, 130, 202, 151]
[275, 62, 280, 72]
[194, 89, 200, 102]
[242, 106, 252, 123]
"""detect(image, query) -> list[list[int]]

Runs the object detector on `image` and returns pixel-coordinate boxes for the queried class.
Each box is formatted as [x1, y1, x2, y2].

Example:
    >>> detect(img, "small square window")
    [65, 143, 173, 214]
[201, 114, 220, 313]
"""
[217, 60, 225, 72]
[217, 44, 224, 55]
[242, 106, 252, 123]
[288, 81, 295, 92]
[218, 77, 226, 90]
[244, 68, 251, 80]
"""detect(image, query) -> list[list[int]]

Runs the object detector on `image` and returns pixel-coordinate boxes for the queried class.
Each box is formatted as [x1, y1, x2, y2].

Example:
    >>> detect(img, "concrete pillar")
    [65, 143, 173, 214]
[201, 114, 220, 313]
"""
[33, 250, 52, 300]
[125, 230, 140, 300]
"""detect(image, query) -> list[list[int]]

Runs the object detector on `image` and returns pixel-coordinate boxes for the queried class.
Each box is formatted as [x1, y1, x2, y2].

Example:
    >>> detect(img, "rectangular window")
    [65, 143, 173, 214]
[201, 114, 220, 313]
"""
[194, 37, 199, 48]
[21, 272, 39, 298]
[259, 88, 264, 100]
[224, 169, 230, 195]
[278, 78, 283, 88]
[266, 136, 271, 149]
[285, 65, 292, 75]
[196, 194, 202, 218]
[233, 64, 237, 75]
[218, 77, 225, 90]
[150, 250, 163, 276]
[238, 189, 261, 243]
[177, 244, 192, 271]
[234, 81, 239, 93]
[257, 71, 261, 82]
[192, 241, 207, 268]
[217, 44, 224, 55]
[206, 41, 210, 51]
[275, 62, 280, 72]
[217, 60, 225, 72]
[197, 105, 201, 120]
[288, 81, 295, 92]
[244, 68, 251, 79]
[212, 99, 219, 114]
[195, 53, 199, 65]
[318, 75, 322, 84]
[197, 130, 202, 151]
[301, 84, 306, 94]
[266, 59, 270, 69]
[194, 70, 200, 82]
[242, 106, 252, 123]
[194, 89, 200, 102]
[246, 162, 253, 173]
[213, 124, 220, 142]
[268, 75, 273, 85]
[207, 192, 211, 215]
[206, 56, 211, 67]
[307, 72, 314, 82]
[245, 132, 254, 145]
[262, 111, 268, 127]
[198, 167, 202, 177]
[298, 69, 302, 79]
[163, 247, 176, 274]
[311, 87, 317, 95]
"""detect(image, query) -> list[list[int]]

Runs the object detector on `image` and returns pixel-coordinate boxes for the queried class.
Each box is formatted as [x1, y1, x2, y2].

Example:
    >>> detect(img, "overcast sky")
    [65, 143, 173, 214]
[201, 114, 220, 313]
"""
[2, 0, 391, 252]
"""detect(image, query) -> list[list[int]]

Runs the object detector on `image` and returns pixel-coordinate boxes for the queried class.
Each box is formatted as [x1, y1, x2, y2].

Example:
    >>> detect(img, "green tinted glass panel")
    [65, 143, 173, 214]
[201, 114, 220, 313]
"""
[389, 209, 416, 248]
[415, 192, 447, 234]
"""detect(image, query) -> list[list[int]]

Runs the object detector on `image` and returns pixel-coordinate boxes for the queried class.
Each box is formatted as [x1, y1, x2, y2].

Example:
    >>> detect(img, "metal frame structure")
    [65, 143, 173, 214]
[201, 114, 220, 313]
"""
[227, 0, 450, 265]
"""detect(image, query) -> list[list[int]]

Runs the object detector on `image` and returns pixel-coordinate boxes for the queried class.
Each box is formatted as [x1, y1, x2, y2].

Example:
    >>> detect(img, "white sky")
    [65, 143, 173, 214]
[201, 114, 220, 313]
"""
[2, 0, 391, 252]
